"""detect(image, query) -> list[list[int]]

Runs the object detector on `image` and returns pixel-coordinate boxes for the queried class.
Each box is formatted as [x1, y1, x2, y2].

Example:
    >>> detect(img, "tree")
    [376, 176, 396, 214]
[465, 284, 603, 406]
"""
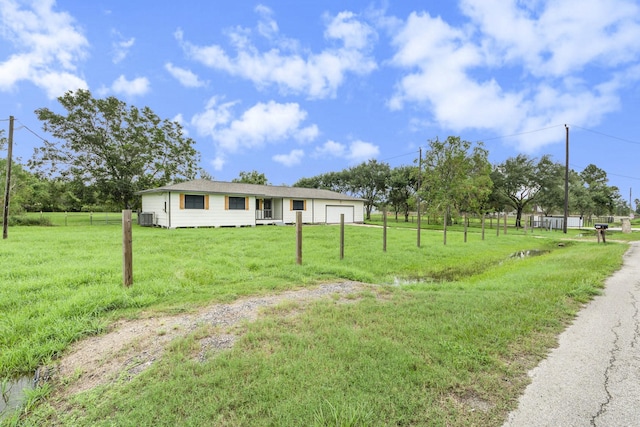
[580, 164, 617, 217]
[198, 169, 214, 181]
[294, 161, 390, 220]
[491, 154, 551, 228]
[346, 160, 391, 220]
[31, 89, 200, 209]
[294, 171, 351, 193]
[387, 165, 417, 221]
[533, 156, 565, 216]
[420, 136, 492, 234]
[232, 170, 269, 185]
[0, 160, 46, 215]
[569, 171, 593, 219]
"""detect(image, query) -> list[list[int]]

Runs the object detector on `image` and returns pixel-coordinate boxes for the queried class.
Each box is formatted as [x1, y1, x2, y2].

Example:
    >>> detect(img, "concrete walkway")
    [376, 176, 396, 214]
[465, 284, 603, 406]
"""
[503, 242, 640, 426]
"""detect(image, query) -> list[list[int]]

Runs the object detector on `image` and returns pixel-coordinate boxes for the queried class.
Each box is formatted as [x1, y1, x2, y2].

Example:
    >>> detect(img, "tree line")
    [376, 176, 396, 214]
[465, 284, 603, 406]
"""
[293, 137, 629, 224]
[0, 90, 631, 221]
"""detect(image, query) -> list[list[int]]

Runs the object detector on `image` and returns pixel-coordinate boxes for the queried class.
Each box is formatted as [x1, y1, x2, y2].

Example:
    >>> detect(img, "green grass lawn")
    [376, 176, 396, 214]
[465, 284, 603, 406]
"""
[0, 222, 632, 426]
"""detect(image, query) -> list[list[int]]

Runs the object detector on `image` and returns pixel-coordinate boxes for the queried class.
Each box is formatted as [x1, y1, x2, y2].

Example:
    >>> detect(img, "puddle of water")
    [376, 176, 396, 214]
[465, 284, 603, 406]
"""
[1, 375, 33, 419]
[509, 249, 550, 259]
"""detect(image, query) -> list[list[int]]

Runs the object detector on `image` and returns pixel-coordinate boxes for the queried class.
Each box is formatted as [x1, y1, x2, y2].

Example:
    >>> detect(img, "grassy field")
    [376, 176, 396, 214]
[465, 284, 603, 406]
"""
[0, 221, 634, 426]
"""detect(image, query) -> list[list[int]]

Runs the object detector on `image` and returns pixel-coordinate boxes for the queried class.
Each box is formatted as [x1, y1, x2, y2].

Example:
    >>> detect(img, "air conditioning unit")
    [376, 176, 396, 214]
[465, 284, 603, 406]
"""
[138, 212, 154, 227]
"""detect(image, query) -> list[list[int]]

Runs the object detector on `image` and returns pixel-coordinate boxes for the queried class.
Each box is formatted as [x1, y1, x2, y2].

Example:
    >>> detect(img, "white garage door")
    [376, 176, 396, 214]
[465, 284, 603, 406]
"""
[326, 205, 354, 224]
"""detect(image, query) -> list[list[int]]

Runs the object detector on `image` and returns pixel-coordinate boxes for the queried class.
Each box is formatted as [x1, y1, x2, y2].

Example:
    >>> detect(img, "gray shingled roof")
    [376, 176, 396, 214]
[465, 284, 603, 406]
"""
[136, 179, 366, 202]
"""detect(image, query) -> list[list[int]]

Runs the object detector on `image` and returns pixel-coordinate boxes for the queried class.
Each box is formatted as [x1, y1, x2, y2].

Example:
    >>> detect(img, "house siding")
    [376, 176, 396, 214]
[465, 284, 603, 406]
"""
[141, 193, 168, 227]
[141, 192, 255, 228]
[137, 180, 365, 229]
[281, 198, 364, 224]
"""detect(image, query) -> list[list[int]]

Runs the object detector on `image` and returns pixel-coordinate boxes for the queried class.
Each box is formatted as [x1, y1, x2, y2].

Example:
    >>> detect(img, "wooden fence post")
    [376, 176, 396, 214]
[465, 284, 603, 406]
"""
[531, 215, 534, 234]
[464, 213, 468, 243]
[383, 209, 387, 252]
[503, 213, 508, 235]
[481, 213, 485, 241]
[340, 213, 344, 260]
[122, 210, 133, 287]
[443, 208, 448, 245]
[296, 211, 302, 265]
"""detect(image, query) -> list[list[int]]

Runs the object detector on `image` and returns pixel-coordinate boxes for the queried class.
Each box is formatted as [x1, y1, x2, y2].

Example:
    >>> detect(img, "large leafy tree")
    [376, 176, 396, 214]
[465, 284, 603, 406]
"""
[491, 154, 552, 227]
[532, 156, 565, 216]
[31, 89, 200, 209]
[294, 171, 350, 193]
[0, 159, 51, 215]
[580, 164, 618, 217]
[346, 160, 391, 220]
[232, 170, 269, 185]
[569, 171, 593, 219]
[421, 136, 492, 224]
[387, 165, 417, 221]
[294, 160, 390, 220]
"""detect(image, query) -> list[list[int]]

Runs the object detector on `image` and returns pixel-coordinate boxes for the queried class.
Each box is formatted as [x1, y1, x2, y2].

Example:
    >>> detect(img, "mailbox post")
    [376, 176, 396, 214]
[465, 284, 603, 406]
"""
[595, 223, 608, 244]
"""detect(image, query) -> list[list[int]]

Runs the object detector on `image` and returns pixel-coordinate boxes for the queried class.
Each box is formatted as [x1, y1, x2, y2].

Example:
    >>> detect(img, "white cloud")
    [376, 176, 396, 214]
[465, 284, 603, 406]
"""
[324, 11, 377, 50]
[165, 62, 206, 87]
[314, 140, 346, 158]
[313, 139, 379, 162]
[32, 71, 88, 99]
[255, 4, 278, 39]
[110, 75, 150, 96]
[176, 9, 377, 99]
[111, 30, 134, 64]
[214, 101, 318, 152]
[191, 99, 318, 170]
[346, 140, 379, 161]
[191, 97, 237, 137]
[273, 149, 304, 166]
[460, 0, 640, 76]
[211, 155, 226, 171]
[388, 1, 640, 151]
[0, 0, 88, 98]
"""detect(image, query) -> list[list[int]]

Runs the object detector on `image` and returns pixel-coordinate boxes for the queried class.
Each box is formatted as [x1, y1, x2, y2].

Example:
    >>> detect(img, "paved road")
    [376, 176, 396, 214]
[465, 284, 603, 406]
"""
[503, 242, 640, 427]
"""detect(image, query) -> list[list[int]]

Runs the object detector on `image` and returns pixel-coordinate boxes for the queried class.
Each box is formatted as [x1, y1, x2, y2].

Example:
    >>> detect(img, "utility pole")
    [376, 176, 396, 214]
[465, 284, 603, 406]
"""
[3, 116, 14, 240]
[417, 147, 422, 247]
[563, 124, 569, 234]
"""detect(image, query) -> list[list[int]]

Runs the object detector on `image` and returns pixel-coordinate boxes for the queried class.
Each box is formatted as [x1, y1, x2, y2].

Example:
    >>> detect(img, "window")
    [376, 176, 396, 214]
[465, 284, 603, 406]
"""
[184, 194, 205, 209]
[228, 196, 246, 210]
[292, 199, 305, 211]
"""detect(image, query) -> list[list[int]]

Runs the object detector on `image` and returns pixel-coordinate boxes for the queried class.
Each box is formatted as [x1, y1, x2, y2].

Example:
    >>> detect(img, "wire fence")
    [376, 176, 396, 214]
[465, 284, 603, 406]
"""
[28, 211, 139, 226]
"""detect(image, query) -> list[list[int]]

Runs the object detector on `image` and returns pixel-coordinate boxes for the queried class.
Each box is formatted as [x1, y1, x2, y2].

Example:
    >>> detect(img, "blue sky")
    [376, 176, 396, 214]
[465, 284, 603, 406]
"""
[1, 0, 640, 203]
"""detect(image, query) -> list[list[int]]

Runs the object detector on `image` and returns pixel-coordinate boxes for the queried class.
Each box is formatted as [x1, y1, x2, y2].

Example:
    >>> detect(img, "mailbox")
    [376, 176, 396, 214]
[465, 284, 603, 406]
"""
[595, 223, 608, 244]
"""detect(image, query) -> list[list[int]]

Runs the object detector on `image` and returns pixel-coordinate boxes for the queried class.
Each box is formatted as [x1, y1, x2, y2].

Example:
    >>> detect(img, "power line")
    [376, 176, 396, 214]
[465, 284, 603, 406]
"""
[381, 150, 418, 162]
[569, 124, 640, 146]
[15, 119, 50, 143]
[569, 162, 640, 183]
[477, 124, 565, 143]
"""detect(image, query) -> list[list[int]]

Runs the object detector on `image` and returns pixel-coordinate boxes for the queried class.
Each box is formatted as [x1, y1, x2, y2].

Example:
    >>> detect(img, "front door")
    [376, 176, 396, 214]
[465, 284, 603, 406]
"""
[264, 199, 272, 218]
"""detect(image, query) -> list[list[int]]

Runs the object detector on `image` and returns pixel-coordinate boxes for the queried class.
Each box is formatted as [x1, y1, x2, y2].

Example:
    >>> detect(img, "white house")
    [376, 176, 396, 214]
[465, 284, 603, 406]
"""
[136, 179, 366, 229]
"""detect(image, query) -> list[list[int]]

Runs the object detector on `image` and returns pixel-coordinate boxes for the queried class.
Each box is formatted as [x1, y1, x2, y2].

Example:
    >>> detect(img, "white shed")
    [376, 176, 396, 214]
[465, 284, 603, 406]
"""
[136, 179, 366, 229]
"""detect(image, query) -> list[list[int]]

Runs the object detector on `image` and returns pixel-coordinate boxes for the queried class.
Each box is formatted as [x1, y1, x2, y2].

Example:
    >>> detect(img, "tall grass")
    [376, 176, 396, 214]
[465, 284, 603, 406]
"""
[0, 222, 630, 425]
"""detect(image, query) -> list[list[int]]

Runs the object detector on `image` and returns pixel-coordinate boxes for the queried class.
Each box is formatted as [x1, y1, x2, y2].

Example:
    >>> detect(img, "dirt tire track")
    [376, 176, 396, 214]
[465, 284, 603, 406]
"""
[49, 281, 369, 401]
